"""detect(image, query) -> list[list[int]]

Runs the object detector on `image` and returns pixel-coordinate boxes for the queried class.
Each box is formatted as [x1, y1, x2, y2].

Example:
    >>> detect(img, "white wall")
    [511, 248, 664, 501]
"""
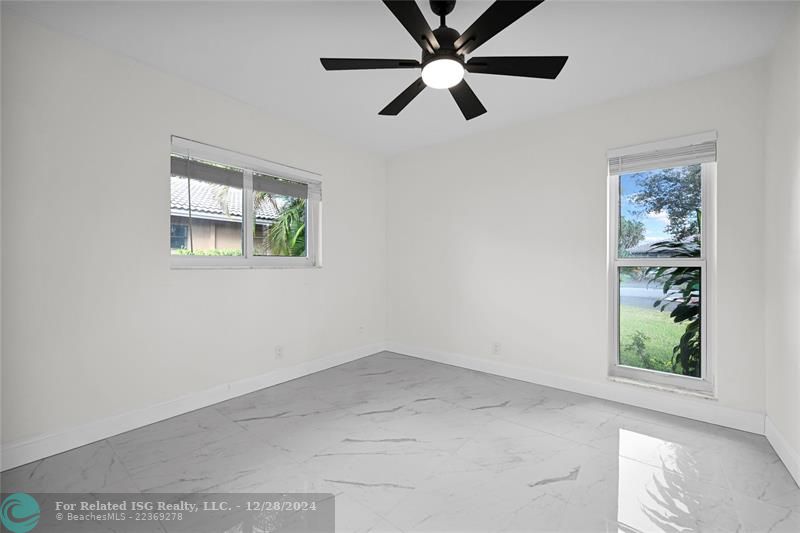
[387, 60, 768, 422]
[1, 14, 387, 447]
[764, 5, 800, 482]
[0, 5, 4, 449]
[3, 6, 796, 470]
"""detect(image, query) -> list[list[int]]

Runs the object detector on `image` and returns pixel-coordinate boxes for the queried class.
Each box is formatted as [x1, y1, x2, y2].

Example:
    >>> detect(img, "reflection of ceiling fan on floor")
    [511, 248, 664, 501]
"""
[321, 0, 568, 120]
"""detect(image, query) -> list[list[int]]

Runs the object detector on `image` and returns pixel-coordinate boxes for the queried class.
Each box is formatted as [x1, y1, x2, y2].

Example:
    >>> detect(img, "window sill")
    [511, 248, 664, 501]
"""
[608, 375, 717, 400]
[170, 256, 321, 270]
[170, 264, 322, 270]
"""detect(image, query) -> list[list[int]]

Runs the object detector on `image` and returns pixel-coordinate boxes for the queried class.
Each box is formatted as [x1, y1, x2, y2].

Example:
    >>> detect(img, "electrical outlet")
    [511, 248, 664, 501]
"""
[492, 342, 501, 355]
[275, 345, 284, 359]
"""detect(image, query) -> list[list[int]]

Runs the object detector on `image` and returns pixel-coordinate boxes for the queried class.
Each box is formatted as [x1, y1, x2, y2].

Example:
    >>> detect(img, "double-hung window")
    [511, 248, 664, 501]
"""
[170, 136, 321, 268]
[608, 132, 716, 393]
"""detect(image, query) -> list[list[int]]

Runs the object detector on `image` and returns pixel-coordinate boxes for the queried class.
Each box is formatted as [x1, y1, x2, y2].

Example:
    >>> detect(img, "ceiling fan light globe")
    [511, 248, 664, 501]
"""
[421, 58, 464, 89]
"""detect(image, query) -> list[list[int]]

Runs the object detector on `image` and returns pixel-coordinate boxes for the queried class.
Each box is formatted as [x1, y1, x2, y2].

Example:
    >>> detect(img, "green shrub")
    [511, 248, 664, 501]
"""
[646, 241, 701, 377]
[172, 248, 242, 256]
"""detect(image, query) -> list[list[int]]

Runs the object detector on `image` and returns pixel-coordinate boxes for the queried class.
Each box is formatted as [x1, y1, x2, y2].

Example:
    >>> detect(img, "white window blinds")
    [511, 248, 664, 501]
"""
[171, 136, 321, 198]
[170, 156, 243, 188]
[608, 131, 717, 175]
[253, 173, 310, 199]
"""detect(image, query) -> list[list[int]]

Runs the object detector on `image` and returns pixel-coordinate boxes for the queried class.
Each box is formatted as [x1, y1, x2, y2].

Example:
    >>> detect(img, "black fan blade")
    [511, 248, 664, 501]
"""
[383, 1, 440, 54]
[466, 56, 568, 79]
[379, 77, 426, 115]
[449, 80, 486, 120]
[321, 58, 421, 71]
[455, 1, 544, 55]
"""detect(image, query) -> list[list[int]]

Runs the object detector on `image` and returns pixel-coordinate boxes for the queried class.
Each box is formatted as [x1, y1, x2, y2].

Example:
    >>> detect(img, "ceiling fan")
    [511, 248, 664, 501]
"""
[320, 0, 568, 120]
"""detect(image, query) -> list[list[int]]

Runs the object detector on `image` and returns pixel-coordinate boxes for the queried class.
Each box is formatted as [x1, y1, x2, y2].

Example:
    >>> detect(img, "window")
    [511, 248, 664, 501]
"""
[170, 223, 189, 250]
[608, 132, 716, 392]
[170, 136, 321, 268]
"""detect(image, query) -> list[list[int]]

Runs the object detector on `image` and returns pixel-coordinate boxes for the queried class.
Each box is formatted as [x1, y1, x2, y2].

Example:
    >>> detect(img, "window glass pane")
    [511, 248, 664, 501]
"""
[619, 266, 701, 377]
[252, 173, 307, 257]
[170, 175, 243, 256]
[618, 164, 701, 258]
[252, 193, 307, 257]
[170, 223, 189, 250]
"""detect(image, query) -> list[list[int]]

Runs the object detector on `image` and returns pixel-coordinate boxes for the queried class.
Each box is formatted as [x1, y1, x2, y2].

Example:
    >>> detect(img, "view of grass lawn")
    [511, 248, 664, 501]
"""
[619, 304, 686, 373]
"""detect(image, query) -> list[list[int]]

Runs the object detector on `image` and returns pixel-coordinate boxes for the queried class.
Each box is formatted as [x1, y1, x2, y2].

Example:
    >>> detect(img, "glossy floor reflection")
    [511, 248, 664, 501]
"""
[2, 352, 798, 532]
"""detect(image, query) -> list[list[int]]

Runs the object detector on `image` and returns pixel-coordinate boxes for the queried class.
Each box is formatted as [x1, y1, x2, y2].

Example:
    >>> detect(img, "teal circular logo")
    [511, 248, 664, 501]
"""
[1, 493, 40, 533]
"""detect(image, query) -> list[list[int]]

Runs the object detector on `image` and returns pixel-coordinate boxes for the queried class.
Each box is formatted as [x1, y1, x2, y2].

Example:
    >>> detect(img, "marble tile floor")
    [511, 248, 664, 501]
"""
[2, 352, 798, 532]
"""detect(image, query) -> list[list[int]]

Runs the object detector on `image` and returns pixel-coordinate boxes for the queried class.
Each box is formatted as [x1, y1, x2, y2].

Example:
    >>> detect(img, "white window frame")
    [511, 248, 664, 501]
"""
[607, 132, 716, 395]
[170, 136, 322, 269]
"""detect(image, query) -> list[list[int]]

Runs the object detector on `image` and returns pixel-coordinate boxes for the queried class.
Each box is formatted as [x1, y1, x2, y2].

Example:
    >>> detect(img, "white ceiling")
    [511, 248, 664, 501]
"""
[6, 1, 793, 155]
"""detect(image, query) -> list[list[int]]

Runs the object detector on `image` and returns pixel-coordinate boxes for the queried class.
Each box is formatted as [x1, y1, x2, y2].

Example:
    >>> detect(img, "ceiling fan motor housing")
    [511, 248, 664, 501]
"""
[423, 25, 463, 67]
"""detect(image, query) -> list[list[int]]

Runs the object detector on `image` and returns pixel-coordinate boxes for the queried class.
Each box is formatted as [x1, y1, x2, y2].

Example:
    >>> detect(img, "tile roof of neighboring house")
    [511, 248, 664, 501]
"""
[170, 176, 278, 222]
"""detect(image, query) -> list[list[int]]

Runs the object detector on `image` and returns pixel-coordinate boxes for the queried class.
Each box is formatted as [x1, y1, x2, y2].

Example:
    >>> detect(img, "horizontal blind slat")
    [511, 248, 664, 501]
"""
[253, 174, 308, 199]
[170, 156, 243, 188]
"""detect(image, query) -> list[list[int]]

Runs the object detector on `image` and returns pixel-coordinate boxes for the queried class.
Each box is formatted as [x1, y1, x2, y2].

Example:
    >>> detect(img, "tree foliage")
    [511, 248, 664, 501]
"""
[631, 164, 702, 242]
[619, 217, 645, 256]
[267, 198, 306, 257]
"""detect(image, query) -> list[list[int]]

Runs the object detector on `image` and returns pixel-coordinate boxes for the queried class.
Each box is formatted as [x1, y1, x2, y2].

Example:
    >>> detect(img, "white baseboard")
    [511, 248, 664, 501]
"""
[0, 342, 386, 471]
[765, 416, 800, 486]
[388, 343, 766, 435]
